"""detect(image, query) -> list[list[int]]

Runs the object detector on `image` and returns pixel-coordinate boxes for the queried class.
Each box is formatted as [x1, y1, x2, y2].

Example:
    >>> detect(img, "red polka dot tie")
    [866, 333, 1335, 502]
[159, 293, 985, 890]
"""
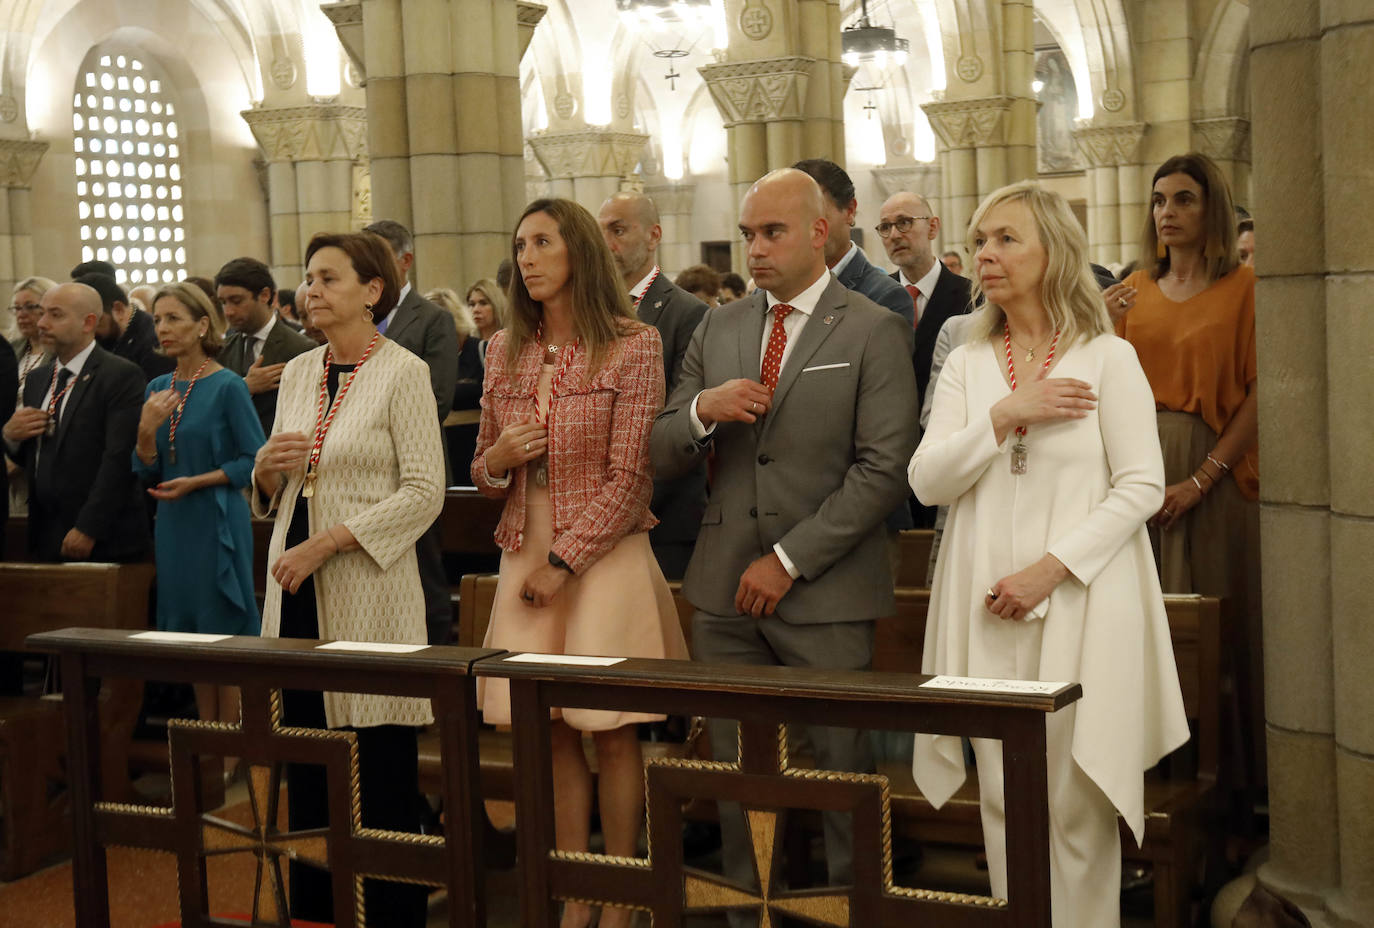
[760, 303, 794, 391]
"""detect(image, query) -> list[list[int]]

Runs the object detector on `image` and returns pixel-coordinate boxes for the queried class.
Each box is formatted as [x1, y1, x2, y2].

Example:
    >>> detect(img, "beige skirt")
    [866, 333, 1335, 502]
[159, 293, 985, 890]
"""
[1152, 410, 1264, 790]
[476, 480, 689, 732]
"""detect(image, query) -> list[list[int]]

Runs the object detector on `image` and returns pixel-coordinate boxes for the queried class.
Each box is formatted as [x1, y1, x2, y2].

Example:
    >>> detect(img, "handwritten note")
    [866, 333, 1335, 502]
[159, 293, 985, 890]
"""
[504, 653, 626, 667]
[920, 675, 1070, 696]
[316, 641, 429, 654]
[130, 631, 230, 644]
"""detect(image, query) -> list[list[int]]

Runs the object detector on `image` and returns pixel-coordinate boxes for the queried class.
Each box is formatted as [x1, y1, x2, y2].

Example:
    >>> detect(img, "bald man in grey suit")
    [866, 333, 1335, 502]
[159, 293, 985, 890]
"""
[651, 170, 919, 915]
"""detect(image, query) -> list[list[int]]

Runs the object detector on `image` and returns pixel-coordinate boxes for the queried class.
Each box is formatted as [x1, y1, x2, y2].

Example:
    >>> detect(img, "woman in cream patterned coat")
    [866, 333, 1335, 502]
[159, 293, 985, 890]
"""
[252, 230, 444, 928]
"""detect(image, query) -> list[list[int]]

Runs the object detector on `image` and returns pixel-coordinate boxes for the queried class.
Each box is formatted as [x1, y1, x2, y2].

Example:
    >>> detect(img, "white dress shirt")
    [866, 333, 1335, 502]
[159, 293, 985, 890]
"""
[687, 266, 833, 579]
[899, 259, 943, 323]
[246, 313, 277, 364]
[831, 241, 859, 279]
[629, 265, 660, 302]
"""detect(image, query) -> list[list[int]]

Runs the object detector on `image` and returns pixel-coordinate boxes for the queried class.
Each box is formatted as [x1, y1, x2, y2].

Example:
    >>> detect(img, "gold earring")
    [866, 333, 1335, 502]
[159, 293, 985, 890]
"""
[364, 302, 374, 323]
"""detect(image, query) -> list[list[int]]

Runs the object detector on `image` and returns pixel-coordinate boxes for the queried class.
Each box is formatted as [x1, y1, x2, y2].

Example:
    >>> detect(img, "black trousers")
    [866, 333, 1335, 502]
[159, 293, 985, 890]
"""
[279, 572, 427, 928]
[415, 517, 452, 646]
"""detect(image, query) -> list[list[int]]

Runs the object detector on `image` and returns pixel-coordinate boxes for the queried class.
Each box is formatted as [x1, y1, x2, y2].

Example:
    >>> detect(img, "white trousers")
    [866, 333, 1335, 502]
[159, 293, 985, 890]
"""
[972, 701, 1122, 928]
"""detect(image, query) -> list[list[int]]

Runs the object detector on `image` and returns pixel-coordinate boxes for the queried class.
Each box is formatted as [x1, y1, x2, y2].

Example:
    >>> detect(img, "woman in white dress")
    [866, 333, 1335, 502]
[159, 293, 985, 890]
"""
[908, 181, 1189, 926]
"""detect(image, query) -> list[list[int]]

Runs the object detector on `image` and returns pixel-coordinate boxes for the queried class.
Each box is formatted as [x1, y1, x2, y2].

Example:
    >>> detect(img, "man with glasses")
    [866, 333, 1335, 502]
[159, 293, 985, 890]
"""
[877, 192, 972, 414]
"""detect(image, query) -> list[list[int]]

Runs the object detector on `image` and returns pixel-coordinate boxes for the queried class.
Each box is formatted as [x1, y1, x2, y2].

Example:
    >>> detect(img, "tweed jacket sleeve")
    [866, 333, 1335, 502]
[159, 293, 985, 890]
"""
[342, 355, 446, 570]
[551, 325, 664, 573]
[471, 329, 514, 497]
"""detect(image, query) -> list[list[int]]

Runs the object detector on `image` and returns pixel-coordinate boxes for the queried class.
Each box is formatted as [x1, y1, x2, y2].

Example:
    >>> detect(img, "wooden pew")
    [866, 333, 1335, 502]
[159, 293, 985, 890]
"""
[442, 574, 1221, 926]
[893, 529, 935, 587]
[0, 561, 154, 879]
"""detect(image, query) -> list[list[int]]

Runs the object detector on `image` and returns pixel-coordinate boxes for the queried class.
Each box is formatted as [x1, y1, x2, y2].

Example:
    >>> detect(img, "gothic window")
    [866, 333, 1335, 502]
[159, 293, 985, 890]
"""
[72, 48, 187, 286]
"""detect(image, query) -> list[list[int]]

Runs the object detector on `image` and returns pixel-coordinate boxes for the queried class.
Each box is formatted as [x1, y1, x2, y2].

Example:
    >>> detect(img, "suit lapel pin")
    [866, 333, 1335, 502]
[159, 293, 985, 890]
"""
[81, 373, 92, 382]
[654, 300, 664, 309]
[822, 314, 835, 325]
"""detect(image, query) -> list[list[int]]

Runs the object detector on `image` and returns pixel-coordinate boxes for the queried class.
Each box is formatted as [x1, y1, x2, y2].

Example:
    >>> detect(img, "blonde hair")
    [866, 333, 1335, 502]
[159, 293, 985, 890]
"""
[12, 276, 56, 300]
[152, 281, 227, 356]
[966, 180, 1110, 348]
[1140, 152, 1241, 284]
[425, 287, 478, 341]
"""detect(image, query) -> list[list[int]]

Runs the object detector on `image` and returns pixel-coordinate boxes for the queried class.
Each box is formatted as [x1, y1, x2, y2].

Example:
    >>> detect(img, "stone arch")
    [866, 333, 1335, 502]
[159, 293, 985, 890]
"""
[1195, 0, 1250, 118]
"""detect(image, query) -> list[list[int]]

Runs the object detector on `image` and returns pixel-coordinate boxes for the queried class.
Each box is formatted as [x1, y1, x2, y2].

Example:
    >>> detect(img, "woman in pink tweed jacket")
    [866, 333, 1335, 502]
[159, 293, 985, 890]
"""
[472, 197, 687, 928]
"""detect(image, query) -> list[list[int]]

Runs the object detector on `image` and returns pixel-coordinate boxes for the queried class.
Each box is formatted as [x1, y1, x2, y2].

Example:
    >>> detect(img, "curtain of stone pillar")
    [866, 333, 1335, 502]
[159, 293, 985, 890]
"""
[1000, 0, 1037, 183]
[1072, 124, 1146, 267]
[1248, 4, 1374, 926]
[645, 182, 696, 276]
[266, 161, 302, 285]
[1084, 165, 1119, 266]
[1116, 163, 1144, 266]
[0, 140, 47, 301]
[358, 0, 529, 292]
[922, 99, 1014, 259]
[526, 130, 651, 217]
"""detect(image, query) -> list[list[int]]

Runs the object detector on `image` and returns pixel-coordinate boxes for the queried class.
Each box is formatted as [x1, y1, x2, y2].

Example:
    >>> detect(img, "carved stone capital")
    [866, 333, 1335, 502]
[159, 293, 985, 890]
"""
[528, 129, 650, 180]
[920, 96, 1013, 150]
[1192, 116, 1251, 163]
[1071, 121, 1146, 168]
[0, 139, 48, 187]
[698, 57, 815, 126]
[644, 182, 696, 216]
[241, 104, 369, 163]
[517, 1, 548, 59]
[871, 163, 942, 201]
[321, 1, 366, 80]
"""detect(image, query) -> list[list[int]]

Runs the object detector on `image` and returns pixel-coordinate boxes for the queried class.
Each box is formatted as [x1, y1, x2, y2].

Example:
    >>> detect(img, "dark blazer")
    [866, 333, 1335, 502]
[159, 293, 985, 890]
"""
[12, 344, 149, 561]
[836, 246, 915, 324]
[383, 287, 459, 482]
[108, 309, 174, 383]
[892, 263, 973, 410]
[638, 273, 709, 551]
[0, 338, 15, 528]
[451, 336, 483, 412]
[220, 317, 318, 437]
[651, 278, 919, 623]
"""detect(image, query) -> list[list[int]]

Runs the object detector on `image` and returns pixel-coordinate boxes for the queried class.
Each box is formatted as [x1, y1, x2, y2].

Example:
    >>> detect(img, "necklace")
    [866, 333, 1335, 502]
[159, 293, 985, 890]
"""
[1008, 331, 1052, 363]
[530, 324, 579, 488]
[303, 331, 381, 499]
[167, 357, 212, 465]
[1003, 322, 1061, 475]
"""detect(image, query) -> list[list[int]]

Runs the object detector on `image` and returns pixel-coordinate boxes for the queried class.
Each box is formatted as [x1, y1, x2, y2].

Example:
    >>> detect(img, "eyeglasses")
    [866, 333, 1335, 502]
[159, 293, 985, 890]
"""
[874, 216, 930, 237]
[9, 302, 41, 314]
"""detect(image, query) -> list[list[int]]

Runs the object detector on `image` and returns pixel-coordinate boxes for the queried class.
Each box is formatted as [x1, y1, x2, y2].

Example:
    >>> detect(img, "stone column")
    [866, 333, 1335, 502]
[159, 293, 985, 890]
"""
[0, 140, 47, 301]
[1072, 122, 1146, 266]
[644, 181, 697, 276]
[350, 0, 534, 291]
[526, 129, 651, 215]
[1135, 0, 1194, 165]
[1241, 4, 1374, 927]
[699, 0, 848, 268]
[1192, 116, 1252, 207]
[921, 97, 1013, 256]
[870, 163, 943, 204]
[241, 104, 367, 287]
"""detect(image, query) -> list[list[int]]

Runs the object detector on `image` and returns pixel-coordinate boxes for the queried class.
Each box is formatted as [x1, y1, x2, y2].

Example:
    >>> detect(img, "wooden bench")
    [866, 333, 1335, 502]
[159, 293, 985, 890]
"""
[0, 561, 154, 879]
[439, 574, 1220, 926]
[894, 529, 935, 587]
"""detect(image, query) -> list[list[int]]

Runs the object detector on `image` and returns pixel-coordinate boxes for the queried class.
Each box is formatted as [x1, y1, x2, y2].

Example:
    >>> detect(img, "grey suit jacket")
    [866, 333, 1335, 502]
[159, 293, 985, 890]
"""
[650, 277, 919, 624]
[221, 318, 318, 437]
[836, 246, 915, 324]
[638, 273, 709, 546]
[383, 286, 459, 481]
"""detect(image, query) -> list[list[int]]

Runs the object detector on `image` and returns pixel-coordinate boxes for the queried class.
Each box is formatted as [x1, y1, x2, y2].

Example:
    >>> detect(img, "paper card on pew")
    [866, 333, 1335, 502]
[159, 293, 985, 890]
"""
[504, 652, 626, 667]
[921, 675, 1071, 696]
[131, 631, 231, 644]
[317, 641, 430, 654]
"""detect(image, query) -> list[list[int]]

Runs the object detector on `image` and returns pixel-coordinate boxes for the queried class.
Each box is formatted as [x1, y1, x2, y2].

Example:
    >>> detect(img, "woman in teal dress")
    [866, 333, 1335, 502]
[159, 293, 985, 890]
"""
[133, 281, 264, 753]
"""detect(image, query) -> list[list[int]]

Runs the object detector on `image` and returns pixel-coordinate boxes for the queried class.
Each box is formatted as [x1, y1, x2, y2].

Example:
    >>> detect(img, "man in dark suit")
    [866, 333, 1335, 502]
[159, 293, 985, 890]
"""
[878, 191, 973, 413]
[598, 191, 709, 579]
[2, 282, 149, 563]
[363, 220, 460, 646]
[78, 272, 173, 383]
[651, 170, 919, 919]
[214, 257, 317, 437]
[793, 158, 915, 323]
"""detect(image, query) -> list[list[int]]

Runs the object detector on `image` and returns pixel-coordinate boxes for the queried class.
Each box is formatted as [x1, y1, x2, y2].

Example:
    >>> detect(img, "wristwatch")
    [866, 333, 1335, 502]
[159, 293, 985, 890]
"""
[548, 551, 574, 574]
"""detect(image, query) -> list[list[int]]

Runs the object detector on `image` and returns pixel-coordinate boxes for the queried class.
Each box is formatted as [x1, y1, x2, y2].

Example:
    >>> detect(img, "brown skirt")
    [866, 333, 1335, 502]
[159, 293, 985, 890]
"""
[1152, 411, 1264, 792]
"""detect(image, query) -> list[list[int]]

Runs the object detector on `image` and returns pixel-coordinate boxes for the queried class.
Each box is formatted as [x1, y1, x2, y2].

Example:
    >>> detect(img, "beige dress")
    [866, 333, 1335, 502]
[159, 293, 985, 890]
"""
[477, 363, 688, 731]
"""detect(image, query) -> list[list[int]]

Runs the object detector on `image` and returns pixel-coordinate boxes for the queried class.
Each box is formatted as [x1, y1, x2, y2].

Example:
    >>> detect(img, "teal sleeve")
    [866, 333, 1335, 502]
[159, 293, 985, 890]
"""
[221, 376, 266, 489]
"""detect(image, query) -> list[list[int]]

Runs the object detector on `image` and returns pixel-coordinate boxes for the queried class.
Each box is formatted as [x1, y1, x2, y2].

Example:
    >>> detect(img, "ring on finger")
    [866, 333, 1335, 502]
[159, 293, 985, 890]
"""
[523, 441, 530, 452]
[1118, 297, 1129, 307]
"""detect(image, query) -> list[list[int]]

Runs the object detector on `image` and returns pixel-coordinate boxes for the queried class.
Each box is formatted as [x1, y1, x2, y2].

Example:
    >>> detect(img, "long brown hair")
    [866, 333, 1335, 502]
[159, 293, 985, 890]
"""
[1140, 152, 1240, 284]
[504, 198, 641, 374]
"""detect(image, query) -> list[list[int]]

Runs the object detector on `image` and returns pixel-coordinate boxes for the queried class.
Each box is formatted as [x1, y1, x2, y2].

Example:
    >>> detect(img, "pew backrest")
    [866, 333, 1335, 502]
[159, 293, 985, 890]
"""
[0, 561, 154, 650]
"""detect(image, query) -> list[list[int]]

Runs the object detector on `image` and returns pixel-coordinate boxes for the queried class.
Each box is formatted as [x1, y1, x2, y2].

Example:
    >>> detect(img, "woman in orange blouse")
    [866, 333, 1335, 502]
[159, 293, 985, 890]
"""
[472, 197, 687, 928]
[1116, 152, 1263, 792]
